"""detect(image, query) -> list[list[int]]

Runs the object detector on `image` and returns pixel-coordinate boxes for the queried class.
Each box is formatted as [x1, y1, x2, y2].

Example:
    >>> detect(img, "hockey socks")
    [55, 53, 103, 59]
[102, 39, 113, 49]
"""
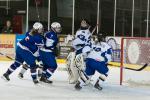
[18, 64, 29, 79]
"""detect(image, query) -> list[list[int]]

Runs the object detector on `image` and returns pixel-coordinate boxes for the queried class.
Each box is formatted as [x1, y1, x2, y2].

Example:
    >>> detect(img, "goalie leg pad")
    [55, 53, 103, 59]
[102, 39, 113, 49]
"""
[66, 52, 79, 84]
[68, 66, 79, 84]
[70, 53, 86, 84]
[71, 54, 87, 84]
[75, 54, 85, 70]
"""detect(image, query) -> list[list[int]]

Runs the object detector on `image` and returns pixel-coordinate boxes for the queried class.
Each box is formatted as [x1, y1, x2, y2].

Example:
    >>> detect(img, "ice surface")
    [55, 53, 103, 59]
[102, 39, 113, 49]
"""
[0, 61, 150, 100]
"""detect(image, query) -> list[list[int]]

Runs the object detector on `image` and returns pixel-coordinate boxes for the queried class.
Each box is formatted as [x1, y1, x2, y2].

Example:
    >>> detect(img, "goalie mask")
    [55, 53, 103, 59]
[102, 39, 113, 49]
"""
[80, 19, 90, 30]
[51, 22, 62, 33]
[33, 22, 43, 34]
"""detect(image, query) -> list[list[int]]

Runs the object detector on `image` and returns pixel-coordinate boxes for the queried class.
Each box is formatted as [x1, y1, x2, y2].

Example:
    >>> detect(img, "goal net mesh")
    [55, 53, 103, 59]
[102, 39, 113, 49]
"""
[120, 37, 150, 86]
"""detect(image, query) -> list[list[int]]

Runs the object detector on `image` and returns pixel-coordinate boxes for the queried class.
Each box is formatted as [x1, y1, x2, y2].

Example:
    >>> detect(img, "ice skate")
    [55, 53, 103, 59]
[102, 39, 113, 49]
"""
[74, 81, 82, 90]
[1, 73, 10, 81]
[40, 75, 53, 84]
[33, 79, 39, 84]
[94, 81, 103, 90]
[18, 73, 24, 79]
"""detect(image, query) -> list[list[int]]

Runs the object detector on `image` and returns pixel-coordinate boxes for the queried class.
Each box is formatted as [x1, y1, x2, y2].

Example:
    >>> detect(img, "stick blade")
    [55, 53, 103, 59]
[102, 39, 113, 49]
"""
[136, 63, 148, 71]
[125, 63, 148, 71]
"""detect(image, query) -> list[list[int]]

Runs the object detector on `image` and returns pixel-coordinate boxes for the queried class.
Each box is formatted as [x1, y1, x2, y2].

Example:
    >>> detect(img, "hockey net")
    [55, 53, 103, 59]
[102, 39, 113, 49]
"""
[120, 37, 150, 86]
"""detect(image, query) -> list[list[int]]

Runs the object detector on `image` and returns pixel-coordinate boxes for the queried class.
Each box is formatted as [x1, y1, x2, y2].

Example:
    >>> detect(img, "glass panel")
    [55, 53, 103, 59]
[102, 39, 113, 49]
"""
[74, 0, 97, 34]
[0, 0, 26, 34]
[100, 0, 114, 36]
[134, 0, 147, 37]
[28, 0, 48, 32]
[116, 0, 132, 36]
[51, 0, 73, 34]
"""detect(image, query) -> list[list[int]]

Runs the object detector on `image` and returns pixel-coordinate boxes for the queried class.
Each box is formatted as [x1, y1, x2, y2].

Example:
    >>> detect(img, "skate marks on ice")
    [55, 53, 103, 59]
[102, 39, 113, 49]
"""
[0, 61, 150, 100]
[0, 78, 150, 100]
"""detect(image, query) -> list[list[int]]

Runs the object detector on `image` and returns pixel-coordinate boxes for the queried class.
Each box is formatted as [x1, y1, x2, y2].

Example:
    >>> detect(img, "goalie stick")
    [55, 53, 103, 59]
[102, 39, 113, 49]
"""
[108, 63, 148, 71]
[91, 24, 99, 35]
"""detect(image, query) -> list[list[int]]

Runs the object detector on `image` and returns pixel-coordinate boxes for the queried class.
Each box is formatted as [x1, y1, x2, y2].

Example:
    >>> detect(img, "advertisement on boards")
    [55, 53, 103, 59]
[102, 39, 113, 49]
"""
[0, 34, 16, 60]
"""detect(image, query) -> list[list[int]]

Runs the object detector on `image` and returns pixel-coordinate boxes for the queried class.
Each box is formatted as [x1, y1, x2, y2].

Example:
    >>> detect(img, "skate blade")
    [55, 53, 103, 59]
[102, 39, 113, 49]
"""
[69, 80, 77, 84]
[88, 83, 103, 91]
[94, 85, 103, 91]
[95, 87, 103, 91]
[33, 82, 44, 87]
[1, 76, 9, 82]
[39, 81, 53, 87]
[18, 76, 23, 79]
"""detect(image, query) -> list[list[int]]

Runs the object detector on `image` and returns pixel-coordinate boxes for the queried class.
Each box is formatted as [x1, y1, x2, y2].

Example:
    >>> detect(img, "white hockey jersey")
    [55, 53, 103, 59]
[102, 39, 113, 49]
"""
[87, 42, 112, 63]
[72, 29, 91, 50]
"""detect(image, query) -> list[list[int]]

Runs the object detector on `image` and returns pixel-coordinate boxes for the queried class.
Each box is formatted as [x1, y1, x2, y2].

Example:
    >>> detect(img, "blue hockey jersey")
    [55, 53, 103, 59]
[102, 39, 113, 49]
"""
[43, 31, 58, 51]
[19, 32, 44, 54]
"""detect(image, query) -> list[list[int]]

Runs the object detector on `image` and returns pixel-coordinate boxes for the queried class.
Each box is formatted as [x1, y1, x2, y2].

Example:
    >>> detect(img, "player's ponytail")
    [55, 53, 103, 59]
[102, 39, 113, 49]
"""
[29, 29, 38, 36]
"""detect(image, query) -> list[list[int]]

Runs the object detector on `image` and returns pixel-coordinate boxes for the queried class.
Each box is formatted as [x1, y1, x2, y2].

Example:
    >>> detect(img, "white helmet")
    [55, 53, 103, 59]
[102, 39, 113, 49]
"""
[51, 22, 62, 33]
[33, 22, 43, 33]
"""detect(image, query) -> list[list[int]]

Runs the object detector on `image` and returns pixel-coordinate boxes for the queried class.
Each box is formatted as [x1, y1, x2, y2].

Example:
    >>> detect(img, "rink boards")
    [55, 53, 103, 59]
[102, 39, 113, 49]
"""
[0, 34, 150, 71]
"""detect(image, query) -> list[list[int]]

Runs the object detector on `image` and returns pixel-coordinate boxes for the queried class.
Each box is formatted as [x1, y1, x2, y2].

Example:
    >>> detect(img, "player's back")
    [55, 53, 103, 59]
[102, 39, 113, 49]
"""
[19, 32, 44, 53]
[87, 42, 111, 62]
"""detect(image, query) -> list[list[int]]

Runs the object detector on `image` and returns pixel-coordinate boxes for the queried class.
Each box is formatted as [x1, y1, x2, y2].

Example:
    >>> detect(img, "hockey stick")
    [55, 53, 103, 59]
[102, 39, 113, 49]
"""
[124, 63, 148, 71]
[108, 63, 148, 71]
[0, 52, 14, 60]
[0, 52, 24, 65]
[91, 24, 99, 35]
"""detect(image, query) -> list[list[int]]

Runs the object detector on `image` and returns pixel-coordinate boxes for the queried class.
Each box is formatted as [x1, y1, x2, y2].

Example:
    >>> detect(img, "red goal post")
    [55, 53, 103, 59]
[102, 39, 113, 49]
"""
[120, 37, 150, 85]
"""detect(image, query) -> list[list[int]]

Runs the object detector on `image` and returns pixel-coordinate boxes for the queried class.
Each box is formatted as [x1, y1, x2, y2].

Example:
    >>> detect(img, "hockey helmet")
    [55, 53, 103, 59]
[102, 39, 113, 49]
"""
[33, 22, 43, 33]
[51, 22, 62, 33]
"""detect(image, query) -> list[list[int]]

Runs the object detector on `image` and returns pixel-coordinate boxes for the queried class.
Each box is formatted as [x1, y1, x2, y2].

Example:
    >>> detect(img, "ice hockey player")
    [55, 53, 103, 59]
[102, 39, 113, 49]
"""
[2, 22, 44, 84]
[72, 19, 92, 55]
[74, 32, 112, 90]
[39, 22, 61, 84]
[66, 19, 92, 84]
